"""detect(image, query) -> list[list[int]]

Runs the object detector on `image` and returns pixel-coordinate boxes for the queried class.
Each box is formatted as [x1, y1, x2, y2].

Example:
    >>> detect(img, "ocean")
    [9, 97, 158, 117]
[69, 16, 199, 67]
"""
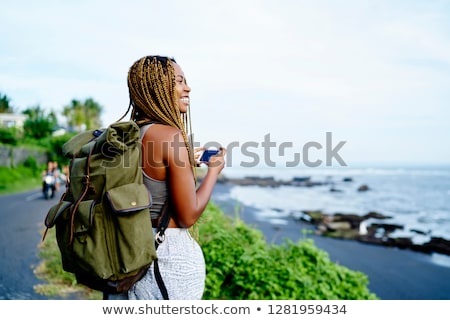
[218, 164, 450, 245]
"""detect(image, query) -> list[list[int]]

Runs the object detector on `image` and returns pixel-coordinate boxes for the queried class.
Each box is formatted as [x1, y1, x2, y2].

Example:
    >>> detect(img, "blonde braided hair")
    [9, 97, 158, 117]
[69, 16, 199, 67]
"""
[125, 55, 196, 178]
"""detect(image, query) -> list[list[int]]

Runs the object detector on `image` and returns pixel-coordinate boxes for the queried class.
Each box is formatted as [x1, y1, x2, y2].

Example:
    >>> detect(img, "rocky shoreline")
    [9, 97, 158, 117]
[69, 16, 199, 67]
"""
[215, 174, 450, 257]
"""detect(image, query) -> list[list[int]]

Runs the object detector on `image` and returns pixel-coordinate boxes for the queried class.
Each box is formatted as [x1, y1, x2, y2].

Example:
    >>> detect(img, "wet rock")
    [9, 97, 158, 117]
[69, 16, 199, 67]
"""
[301, 211, 450, 257]
[222, 176, 280, 187]
[301, 210, 328, 224]
[363, 211, 392, 220]
[292, 176, 311, 183]
[367, 223, 403, 234]
[357, 184, 370, 192]
[422, 237, 450, 256]
[329, 186, 343, 192]
[220, 175, 331, 188]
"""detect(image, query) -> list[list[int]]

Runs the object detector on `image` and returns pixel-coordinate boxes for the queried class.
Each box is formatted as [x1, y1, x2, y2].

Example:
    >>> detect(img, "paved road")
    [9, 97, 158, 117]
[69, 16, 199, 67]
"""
[0, 187, 64, 299]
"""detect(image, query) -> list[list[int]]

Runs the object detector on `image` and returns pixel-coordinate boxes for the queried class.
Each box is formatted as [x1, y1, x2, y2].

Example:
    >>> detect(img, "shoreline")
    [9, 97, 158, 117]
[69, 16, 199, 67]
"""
[213, 174, 450, 256]
[210, 182, 450, 300]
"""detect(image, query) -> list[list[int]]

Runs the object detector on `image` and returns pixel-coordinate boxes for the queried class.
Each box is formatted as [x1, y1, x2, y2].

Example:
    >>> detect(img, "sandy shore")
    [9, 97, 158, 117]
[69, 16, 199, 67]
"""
[211, 183, 450, 300]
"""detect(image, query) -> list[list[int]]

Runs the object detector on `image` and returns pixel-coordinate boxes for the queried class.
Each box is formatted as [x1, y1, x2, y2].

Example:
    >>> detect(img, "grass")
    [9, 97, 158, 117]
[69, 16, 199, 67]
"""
[34, 227, 102, 299]
[0, 166, 43, 195]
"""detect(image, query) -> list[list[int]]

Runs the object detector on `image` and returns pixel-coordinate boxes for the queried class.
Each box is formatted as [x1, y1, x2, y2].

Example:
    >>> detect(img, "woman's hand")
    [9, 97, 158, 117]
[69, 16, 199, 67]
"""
[193, 147, 206, 167]
[206, 147, 226, 174]
[194, 146, 226, 173]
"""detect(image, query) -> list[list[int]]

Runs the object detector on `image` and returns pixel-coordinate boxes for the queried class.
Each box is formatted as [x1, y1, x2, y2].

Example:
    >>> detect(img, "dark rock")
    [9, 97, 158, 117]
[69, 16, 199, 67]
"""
[301, 210, 327, 224]
[292, 176, 311, 182]
[386, 237, 413, 248]
[422, 237, 450, 256]
[332, 213, 365, 229]
[223, 176, 280, 187]
[368, 223, 403, 234]
[220, 174, 332, 188]
[300, 210, 450, 256]
[357, 184, 370, 192]
[363, 211, 392, 220]
[410, 228, 430, 236]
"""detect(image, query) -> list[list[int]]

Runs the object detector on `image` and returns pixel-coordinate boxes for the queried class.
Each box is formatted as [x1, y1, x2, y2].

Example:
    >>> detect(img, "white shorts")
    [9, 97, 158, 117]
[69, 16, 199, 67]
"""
[107, 228, 205, 300]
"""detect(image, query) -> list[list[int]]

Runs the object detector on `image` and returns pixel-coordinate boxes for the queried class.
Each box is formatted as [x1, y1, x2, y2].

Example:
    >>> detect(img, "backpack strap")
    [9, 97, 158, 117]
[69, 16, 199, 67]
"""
[138, 119, 170, 300]
[153, 200, 170, 300]
[68, 142, 96, 245]
[43, 131, 98, 242]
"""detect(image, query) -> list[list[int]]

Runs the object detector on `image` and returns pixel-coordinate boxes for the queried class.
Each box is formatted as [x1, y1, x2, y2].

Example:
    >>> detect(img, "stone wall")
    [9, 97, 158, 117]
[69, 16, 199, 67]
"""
[0, 145, 48, 167]
[0, 146, 9, 166]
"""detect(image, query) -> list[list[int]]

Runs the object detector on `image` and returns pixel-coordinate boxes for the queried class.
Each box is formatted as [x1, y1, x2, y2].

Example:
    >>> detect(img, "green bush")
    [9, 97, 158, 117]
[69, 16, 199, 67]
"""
[23, 156, 39, 174]
[0, 127, 19, 145]
[46, 133, 76, 166]
[0, 165, 42, 193]
[198, 203, 378, 300]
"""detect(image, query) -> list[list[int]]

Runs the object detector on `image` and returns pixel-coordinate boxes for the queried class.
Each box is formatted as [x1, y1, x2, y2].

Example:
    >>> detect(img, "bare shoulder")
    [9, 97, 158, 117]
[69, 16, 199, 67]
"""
[144, 123, 184, 143]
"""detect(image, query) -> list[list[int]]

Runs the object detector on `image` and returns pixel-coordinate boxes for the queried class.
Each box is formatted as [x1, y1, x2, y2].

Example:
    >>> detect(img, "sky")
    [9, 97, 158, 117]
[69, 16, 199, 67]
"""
[1, 0, 449, 168]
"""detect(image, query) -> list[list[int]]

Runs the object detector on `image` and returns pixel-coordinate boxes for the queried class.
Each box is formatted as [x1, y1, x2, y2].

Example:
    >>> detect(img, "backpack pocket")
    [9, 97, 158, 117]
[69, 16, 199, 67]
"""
[105, 182, 152, 213]
[73, 200, 96, 234]
[70, 199, 114, 279]
[105, 183, 156, 274]
[45, 201, 72, 228]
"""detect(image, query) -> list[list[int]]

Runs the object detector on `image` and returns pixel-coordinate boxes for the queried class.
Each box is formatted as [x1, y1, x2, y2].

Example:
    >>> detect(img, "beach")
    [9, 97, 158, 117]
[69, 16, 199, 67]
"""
[211, 182, 450, 300]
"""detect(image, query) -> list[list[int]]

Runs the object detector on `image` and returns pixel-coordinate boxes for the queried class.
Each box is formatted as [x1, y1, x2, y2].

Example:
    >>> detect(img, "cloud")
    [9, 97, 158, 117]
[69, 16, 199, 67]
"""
[1, 0, 449, 165]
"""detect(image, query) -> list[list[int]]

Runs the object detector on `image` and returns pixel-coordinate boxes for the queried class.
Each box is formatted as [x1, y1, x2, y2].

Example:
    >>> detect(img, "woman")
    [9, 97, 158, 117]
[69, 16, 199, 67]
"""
[109, 55, 225, 300]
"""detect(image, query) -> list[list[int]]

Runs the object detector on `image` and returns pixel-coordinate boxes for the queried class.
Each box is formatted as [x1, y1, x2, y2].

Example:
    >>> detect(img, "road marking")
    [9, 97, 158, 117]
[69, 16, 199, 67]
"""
[26, 192, 42, 201]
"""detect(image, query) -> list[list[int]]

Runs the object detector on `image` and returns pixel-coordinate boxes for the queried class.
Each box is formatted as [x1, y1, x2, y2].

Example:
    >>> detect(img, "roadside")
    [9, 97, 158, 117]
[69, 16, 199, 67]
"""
[0, 188, 55, 299]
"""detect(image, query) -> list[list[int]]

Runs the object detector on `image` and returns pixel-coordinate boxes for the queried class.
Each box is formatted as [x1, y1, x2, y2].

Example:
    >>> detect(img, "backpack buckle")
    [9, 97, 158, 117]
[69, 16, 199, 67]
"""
[155, 231, 166, 244]
[82, 175, 90, 185]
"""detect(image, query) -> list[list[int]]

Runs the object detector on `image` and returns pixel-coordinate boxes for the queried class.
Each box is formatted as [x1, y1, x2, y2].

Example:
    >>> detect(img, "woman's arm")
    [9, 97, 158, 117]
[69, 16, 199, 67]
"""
[165, 128, 225, 228]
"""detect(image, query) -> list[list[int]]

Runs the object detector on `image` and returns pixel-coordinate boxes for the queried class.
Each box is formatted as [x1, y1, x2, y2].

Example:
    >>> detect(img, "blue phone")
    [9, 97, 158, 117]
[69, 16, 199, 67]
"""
[200, 149, 220, 162]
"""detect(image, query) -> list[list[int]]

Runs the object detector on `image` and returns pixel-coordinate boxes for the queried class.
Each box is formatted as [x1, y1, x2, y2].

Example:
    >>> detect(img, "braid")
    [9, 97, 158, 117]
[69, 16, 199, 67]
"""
[127, 56, 196, 179]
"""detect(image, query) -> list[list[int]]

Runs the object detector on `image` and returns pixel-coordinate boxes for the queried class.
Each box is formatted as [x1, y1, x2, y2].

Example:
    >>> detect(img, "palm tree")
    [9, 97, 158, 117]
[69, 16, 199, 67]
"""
[84, 98, 102, 129]
[0, 93, 14, 113]
[22, 105, 57, 139]
[63, 98, 103, 131]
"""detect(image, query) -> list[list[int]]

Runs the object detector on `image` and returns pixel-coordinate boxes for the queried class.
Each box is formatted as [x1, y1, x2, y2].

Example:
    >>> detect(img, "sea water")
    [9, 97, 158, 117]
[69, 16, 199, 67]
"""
[220, 164, 450, 244]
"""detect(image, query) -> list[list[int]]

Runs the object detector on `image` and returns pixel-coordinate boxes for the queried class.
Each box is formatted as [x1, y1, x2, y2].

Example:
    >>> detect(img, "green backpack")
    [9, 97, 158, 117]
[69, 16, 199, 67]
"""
[43, 121, 168, 296]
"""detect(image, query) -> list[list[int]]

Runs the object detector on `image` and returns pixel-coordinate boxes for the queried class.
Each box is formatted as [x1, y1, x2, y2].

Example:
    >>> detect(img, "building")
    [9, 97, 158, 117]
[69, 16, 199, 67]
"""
[0, 113, 28, 128]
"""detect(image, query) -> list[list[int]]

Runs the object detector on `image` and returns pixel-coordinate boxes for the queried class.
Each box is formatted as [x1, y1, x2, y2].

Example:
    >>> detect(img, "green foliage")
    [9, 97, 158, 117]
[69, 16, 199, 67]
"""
[10, 132, 75, 167]
[62, 98, 103, 131]
[0, 127, 19, 145]
[0, 92, 14, 113]
[22, 156, 39, 174]
[0, 165, 42, 194]
[22, 105, 57, 139]
[198, 203, 378, 300]
[46, 133, 77, 166]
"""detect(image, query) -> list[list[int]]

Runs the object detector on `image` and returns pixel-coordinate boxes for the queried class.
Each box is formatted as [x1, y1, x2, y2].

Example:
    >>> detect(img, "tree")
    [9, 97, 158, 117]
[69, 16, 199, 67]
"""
[22, 106, 57, 139]
[0, 92, 14, 113]
[62, 98, 102, 131]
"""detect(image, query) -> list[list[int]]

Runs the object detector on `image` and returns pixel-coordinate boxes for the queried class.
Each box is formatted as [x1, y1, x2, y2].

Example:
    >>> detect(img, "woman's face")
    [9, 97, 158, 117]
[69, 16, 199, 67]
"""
[173, 62, 191, 113]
